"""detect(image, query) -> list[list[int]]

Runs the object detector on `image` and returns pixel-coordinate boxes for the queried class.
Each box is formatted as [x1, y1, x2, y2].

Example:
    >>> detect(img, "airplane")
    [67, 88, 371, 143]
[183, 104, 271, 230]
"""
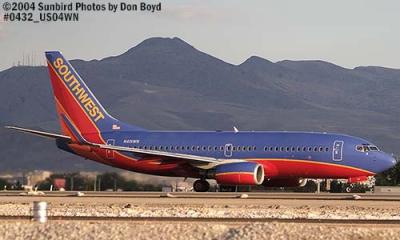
[5, 51, 397, 192]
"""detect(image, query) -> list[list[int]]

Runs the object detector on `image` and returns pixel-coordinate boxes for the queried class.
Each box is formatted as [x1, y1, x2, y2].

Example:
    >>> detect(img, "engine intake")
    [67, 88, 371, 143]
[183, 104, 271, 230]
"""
[213, 162, 264, 185]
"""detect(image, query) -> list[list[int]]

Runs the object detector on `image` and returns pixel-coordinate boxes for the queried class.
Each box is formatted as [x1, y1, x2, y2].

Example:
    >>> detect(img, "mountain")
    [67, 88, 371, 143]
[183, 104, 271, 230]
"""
[1, 37, 399, 171]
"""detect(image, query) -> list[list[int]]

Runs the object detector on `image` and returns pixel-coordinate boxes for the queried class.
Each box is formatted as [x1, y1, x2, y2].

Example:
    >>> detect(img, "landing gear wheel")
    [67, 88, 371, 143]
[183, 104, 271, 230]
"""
[193, 180, 210, 192]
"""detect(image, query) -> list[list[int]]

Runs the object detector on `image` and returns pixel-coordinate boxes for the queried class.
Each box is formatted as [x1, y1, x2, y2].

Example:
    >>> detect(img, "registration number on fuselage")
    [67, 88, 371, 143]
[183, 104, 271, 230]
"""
[123, 139, 140, 144]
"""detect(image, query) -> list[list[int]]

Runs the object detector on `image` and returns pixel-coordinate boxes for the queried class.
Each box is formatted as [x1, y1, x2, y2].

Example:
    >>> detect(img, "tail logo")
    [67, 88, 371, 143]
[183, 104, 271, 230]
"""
[53, 57, 105, 122]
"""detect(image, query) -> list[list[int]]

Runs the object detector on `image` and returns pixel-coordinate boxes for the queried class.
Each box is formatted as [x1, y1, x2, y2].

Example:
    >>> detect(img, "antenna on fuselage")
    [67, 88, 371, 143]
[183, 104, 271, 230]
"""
[233, 126, 239, 133]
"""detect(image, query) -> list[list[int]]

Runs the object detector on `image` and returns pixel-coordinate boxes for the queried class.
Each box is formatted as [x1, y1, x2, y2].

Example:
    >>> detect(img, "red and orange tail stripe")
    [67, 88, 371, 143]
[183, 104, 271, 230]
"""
[46, 51, 108, 144]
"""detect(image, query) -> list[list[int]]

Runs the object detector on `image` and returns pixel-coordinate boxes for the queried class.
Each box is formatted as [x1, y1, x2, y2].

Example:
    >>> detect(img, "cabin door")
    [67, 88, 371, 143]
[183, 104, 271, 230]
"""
[332, 140, 344, 161]
[224, 143, 233, 157]
[106, 139, 115, 159]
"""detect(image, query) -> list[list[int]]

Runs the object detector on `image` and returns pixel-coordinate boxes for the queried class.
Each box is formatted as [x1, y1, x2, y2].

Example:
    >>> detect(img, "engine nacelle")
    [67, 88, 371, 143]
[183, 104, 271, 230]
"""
[263, 178, 308, 187]
[214, 162, 265, 185]
[347, 176, 368, 184]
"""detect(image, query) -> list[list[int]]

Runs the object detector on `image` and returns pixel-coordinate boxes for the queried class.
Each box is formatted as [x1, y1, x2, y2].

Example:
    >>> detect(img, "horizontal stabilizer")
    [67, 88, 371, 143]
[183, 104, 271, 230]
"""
[5, 126, 71, 141]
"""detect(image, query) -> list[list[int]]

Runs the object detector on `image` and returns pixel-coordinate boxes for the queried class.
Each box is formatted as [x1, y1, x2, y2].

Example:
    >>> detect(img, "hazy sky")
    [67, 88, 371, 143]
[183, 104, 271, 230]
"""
[0, 0, 399, 70]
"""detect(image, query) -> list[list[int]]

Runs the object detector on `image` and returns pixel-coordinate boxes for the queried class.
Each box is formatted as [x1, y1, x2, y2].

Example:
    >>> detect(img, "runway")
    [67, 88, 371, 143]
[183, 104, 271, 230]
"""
[1, 191, 400, 239]
[2, 190, 400, 201]
[1, 191, 400, 209]
[0, 191, 399, 218]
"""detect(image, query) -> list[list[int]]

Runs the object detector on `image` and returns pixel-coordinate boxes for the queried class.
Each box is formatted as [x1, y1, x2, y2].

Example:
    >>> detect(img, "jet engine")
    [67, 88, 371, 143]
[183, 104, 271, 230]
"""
[262, 178, 308, 187]
[347, 176, 368, 183]
[213, 162, 264, 185]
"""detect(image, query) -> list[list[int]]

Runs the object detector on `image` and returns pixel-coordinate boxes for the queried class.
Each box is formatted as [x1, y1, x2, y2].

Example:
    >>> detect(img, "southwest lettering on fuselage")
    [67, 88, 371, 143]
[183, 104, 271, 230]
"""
[53, 57, 105, 122]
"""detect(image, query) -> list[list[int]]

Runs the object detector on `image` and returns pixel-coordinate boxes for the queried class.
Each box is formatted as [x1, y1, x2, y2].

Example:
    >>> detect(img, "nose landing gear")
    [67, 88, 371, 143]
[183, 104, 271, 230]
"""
[193, 179, 210, 192]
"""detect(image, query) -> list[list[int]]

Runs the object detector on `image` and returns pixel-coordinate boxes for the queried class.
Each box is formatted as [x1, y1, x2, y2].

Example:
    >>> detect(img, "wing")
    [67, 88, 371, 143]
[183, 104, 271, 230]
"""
[93, 143, 220, 164]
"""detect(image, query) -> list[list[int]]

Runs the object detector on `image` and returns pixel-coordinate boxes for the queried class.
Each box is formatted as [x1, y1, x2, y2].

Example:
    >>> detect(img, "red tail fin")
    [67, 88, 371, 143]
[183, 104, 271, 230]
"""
[45, 51, 144, 143]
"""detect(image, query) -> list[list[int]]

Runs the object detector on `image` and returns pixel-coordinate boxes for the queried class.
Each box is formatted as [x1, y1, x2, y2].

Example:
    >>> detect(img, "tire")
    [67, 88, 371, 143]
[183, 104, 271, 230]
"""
[193, 180, 210, 192]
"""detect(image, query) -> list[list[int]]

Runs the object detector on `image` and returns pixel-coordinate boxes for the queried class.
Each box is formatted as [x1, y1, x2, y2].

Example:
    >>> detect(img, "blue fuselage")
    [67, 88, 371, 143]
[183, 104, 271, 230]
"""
[94, 130, 395, 177]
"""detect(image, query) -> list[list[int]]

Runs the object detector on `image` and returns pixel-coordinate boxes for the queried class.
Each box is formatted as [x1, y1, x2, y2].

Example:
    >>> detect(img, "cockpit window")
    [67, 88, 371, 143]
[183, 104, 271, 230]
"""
[363, 146, 369, 152]
[355, 144, 380, 152]
[369, 146, 379, 151]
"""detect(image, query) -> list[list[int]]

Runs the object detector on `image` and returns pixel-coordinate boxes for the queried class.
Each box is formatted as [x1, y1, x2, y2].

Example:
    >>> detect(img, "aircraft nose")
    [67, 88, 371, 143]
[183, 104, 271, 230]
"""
[382, 154, 397, 171]
[373, 152, 397, 173]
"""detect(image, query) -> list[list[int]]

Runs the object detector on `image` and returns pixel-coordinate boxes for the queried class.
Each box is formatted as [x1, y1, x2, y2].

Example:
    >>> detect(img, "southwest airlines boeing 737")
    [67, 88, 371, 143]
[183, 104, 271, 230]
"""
[5, 52, 396, 191]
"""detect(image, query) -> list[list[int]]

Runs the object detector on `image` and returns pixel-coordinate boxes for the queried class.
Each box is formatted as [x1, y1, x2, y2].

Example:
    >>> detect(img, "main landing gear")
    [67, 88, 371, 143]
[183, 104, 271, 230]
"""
[193, 179, 210, 192]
